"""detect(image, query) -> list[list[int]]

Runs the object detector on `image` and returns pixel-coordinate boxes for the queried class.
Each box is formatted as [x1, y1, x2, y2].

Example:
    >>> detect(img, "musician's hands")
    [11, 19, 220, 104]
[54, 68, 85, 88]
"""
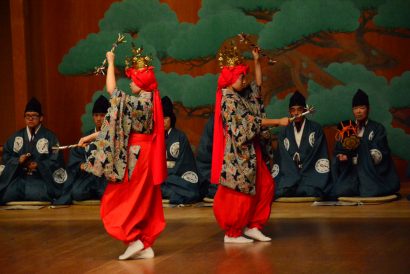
[337, 154, 348, 161]
[19, 153, 31, 165]
[27, 161, 38, 170]
[106, 52, 115, 65]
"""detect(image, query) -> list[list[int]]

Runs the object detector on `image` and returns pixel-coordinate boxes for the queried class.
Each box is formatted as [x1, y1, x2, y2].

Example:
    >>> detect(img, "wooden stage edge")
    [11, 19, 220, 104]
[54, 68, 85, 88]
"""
[0, 184, 409, 274]
[1, 184, 409, 222]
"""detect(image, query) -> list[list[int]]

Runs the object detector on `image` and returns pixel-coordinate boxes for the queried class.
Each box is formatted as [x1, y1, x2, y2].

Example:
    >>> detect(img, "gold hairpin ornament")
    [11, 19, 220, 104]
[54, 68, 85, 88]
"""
[125, 45, 153, 70]
[218, 41, 245, 69]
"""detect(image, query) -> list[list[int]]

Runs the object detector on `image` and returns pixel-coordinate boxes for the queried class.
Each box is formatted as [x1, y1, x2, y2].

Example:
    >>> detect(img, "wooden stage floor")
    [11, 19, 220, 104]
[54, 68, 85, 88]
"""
[1, 188, 410, 274]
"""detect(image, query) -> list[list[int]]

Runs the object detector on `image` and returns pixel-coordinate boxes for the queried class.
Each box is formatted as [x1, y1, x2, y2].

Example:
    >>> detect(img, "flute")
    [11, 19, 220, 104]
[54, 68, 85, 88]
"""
[289, 105, 315, 123]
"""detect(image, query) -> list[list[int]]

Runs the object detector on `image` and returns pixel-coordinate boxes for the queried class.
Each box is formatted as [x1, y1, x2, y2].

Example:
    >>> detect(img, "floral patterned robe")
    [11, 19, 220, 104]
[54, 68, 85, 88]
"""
[220, 82, 274, 195]
[84, 89, 153, 182]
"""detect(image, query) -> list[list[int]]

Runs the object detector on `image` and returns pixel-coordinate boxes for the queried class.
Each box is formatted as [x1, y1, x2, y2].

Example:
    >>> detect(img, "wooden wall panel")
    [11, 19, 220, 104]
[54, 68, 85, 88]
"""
[0, 0, 17, 143]
[23, 0, 115, 146]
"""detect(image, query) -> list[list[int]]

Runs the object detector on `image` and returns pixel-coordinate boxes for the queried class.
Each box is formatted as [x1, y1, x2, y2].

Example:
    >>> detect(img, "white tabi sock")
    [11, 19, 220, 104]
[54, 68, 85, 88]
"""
[224, 235, 254, 244]
[244, 227, 271, 242]
[118, 240, 144, 260]
[132, 247, 155, 259]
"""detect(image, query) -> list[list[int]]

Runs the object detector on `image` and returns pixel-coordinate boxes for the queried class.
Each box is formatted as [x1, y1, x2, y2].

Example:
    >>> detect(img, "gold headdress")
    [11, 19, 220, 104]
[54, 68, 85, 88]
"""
[125, 46, 152, 70]
[218, 41, 244, 69]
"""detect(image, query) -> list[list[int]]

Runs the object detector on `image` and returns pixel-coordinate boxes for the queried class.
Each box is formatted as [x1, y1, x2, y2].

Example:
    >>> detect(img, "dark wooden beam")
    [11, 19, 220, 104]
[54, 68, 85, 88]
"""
[10, 0, 28, 130]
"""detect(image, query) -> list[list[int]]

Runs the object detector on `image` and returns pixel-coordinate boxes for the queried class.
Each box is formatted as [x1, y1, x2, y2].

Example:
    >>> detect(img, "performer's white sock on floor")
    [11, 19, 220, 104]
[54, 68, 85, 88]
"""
[244, 227, 271, 242]
[224, 235, 254, 244]
[118, 240, 144, 260]
[132, 247, 155, 259]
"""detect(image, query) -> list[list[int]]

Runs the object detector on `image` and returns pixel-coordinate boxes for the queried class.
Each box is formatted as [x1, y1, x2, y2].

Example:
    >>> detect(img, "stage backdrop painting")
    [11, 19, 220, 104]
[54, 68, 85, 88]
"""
[59, 0, 410, 178]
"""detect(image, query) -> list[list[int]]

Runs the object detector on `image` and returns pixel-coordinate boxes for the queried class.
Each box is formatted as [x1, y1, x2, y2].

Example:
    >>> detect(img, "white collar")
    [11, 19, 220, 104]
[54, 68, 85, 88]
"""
[139, 91, 152, 99]
[293, 119, 306, 148]
[355, 119, 368, 126]
[293, 119, 306, 133]
[355, 119, 368, 137]
[26, 125, 41, 140]
[222, 88, 235, 94]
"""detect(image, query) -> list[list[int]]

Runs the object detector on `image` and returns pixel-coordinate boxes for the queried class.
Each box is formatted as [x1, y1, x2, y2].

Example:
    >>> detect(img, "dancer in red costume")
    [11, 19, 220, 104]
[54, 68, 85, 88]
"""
[79, 48, 167, 259]
[212, 45, 289, 243]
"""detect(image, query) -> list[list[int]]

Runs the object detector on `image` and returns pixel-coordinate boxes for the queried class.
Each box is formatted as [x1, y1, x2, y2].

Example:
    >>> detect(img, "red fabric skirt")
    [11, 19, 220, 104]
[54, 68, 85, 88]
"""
[213, 142, 274, 237]
[100, 134, 165, 247]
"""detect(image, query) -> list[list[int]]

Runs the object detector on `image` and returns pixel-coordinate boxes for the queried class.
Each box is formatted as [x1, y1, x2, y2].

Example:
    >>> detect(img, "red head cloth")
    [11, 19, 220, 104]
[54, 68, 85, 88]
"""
[125, 66, 158, 92]
[211, 64, 249, 184]
[125, 66, 167, 185]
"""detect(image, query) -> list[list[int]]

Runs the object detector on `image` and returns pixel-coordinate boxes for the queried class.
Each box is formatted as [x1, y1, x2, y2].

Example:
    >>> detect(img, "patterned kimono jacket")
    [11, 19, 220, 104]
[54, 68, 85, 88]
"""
[161, 128, 200, 204]
[220, 82, 274, 195]
[275, 119, 330, 197]
[328, 120, 400, 197]
[0, 126, 67, 203]
[83, 89, 153, 181]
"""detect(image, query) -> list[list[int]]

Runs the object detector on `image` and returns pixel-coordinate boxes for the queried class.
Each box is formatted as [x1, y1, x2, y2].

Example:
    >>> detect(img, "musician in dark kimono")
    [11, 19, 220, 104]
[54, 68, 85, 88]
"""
[55, 95, 110, 204]
[328, 89, 400, 198]
[160, 96, 200, 204]
[0, 98, 67, 203]
[275, 91, 330, 198]
[196, 115, 218, 201]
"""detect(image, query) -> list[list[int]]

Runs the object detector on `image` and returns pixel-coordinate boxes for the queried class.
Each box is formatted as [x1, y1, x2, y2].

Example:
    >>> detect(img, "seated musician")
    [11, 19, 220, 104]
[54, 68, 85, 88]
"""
[160, 96, 201, 204]
[275, 91, 330, 198]
[0, 98, 67, 204]
[195, 115, 218, 201]
[327, 89, 400, 198]
[55, 95, 109, 204]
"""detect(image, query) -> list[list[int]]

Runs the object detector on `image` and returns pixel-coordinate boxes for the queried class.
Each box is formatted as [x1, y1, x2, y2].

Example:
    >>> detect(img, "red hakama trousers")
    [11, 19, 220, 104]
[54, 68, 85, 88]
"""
[100, 133, 165, 248]
[213, 142, 274, 237]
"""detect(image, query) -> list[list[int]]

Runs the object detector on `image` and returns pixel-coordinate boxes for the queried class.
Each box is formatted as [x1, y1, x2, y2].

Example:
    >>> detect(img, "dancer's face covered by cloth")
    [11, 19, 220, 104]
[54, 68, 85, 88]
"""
[125, 67, 158, 94]
[218, 64, 249, 93]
